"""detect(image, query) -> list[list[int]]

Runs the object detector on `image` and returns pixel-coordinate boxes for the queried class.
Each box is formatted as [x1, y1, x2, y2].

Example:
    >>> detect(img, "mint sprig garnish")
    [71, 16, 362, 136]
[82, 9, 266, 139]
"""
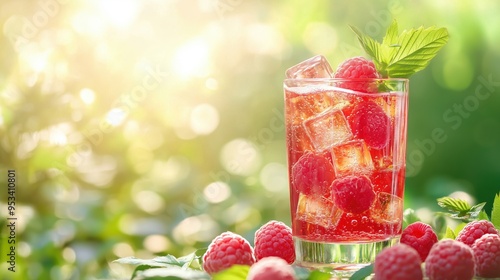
[436, 196, 486, 222]
[350, 20, 449, 78]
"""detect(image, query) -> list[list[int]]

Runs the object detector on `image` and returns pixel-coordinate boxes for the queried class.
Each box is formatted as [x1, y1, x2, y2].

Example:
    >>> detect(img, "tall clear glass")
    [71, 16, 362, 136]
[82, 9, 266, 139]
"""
[284, 78, 409, 275]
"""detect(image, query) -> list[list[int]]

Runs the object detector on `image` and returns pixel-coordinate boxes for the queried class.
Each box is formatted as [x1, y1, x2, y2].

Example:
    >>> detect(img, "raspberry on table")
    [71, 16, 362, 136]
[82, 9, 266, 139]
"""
[456, 219, 499, 246]
[471, 233, 500, 278]
[202, 231, 255, 275]
[292, 152, 335, 198]
[400, 222, 438, 262]
[331, 175, 375, 214]
[247, 257, 296, 280]
[347, 101, 390, 149]
[254, 220, 295, 264]
[374, 243, 423, 280]
[334, 56, 380, 92]
[425, 239, 475, 280]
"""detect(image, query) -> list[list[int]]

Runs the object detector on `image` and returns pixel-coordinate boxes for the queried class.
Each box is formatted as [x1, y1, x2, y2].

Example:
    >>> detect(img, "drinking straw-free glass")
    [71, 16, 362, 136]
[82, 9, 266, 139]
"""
[284, 71, 409, 274]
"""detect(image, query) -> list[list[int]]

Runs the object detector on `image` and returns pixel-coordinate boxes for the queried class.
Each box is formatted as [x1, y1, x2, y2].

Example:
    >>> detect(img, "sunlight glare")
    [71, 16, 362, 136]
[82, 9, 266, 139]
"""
[79, 88, 95, 105]
[71, 11, 105, 37]
[105, 108, 127, 126]
[49, 127, 68, 146]
[19, 45, 50, 74]
[97, 0, 139, 28]
[171, 38, 210, 78]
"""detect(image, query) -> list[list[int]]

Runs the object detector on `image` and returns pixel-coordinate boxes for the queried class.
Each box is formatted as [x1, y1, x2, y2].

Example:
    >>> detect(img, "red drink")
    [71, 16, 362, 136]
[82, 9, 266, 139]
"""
[284, 58, 409, 271]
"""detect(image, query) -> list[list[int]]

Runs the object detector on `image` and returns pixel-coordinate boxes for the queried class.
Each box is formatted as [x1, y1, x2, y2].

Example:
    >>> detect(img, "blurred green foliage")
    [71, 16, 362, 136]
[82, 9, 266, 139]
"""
[0, 0, 499, 279]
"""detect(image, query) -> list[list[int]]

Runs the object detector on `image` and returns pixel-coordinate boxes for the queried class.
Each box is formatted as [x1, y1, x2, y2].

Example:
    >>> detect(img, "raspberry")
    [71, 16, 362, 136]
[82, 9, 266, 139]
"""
[400, 222, 438, 262]
[348, 101, 390, 149]
[292, 152, 335, 198]
[456, 220, 498, 246]
[202, 231, 255, 275]
[254, 220, 295, 264]
[247, 257, 296, 280]
[425, 239, 475, 280]
[374, 243, 423, 280]
[334, 56, 380, 92]
[331, 175, 375, 214]
[471, 233, 500, 278]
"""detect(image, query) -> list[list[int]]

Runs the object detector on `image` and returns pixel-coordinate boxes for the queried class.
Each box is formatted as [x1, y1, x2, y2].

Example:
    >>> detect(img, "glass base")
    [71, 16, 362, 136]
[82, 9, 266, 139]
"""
[293, 236, 399, 277]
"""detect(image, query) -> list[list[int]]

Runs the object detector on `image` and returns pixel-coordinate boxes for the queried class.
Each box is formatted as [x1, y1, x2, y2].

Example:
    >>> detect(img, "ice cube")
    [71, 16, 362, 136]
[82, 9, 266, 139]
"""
[285, 91, 332, 124]
[286, 123, 313, 156]
[304, 108, 352, 152]
[370, 192, 403, 224]
[331, 139, 374, 177]
[328, 90, 356, 111]
[285, 55, 334, 79]
[296, 193, 342, 228]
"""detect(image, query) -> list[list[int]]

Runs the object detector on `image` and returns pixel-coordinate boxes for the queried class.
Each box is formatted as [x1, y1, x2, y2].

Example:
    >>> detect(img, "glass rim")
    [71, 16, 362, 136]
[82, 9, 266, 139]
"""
[284, 77, 409, 83]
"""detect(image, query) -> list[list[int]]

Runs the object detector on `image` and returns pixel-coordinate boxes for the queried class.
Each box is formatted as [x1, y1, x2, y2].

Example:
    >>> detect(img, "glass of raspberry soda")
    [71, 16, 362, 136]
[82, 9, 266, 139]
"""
[284, 55, 409, 274]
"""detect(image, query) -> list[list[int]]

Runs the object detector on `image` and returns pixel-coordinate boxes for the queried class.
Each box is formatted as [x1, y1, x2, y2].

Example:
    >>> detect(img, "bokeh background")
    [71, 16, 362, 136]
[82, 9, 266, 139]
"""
[1, 0, 499, 279]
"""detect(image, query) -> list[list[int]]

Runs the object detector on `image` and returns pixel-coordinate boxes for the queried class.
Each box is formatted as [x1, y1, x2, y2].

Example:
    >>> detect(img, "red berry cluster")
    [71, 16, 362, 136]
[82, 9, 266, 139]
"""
[376, 220, 500, 280]
[202, 220, 296, 279]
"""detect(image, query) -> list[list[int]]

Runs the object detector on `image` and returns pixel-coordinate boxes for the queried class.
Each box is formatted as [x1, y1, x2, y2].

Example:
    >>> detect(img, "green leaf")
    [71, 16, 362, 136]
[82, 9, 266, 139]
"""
[444, 226, 456, 239]
[385, 26, 449, 78]
[382, 20, 399, 46]
[212, 265, 249, 280]
[113, 256, 169, 268]
[349, 263, 373, 280]
[153, 251, 203, 269]
[307, 270, 332, 280]
[437, 197, 487, 222]
[132, 265, 161, 280]
[437, 197, 471, 214]
[350, 20, 449, 78]
[349, 25, 386, 74]
[134, 267, 210, 280]
[492, 192, 500, 229]
[468, 202, 487, 220]
[477, 210, 490, 221]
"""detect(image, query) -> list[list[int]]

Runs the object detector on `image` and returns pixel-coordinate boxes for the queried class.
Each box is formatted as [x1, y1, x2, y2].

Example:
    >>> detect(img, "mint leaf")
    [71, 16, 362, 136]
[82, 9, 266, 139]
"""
[436, 197, 486, 222]
[351, 20, 449, 78]
[385, 26, 448, 77]
[212, 265, 249, 280]
[349, 263, 373, 280]
[349, 25, 385, 72]
[382, 20, 399, 47]
[492, 192, 500, 229]
[437, 197, 471, 214]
